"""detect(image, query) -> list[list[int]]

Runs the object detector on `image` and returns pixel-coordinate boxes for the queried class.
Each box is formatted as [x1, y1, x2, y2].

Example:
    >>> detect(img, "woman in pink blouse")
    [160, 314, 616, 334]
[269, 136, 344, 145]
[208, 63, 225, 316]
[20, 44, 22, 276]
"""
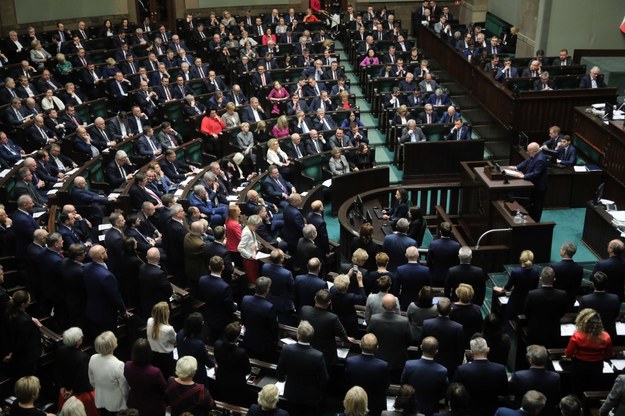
[267, 81, 290, 116]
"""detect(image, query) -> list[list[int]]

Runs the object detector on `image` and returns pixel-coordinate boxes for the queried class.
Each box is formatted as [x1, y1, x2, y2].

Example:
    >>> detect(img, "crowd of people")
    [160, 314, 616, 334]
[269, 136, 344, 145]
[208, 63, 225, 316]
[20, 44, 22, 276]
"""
[0, 1, 623, 416]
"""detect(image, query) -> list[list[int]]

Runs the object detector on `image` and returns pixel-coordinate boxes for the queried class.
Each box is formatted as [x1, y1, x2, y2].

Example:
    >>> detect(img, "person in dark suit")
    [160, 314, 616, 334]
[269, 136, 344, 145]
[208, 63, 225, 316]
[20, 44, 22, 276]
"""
[445, 246, 487, 306]
[294, 258, 326, 312]
[282, 133, 309, 160]
[306, 200, 330, 256]
[213, 321, 252, 407]
[12, 195, 40, 261]
[382, 218, 417, 272]
[453, 336, 508, 416]
[105, 151, 134, 189]
[260, 249, 295, 324]
[241, 277, 279, 361]
[104, 212, 125, 278]
[0, 131, 26, 164]
[550, 242, 584, 310]
[556, 135, 577, 166]
[579, 66, 607, 89]
[241, 97, 267, 123]
[394, 246, 431, 310]
[524, 267, 568, 348]
[277, 321, 329, 416]
[159, 149, 191, 183]
[533, 72, 556, 91]
[60, 244, 87, 328]
[427, 222, 461, 287]
[422, 298, 465, 377]
[345, 333, 390, 416]
[579, 271, 621, 341]
[495, 57, 520, 82]
[401, 336, 449, 416]
[297, 225, 323, 273]
[300, 288, 350, 368]
[83, 245, 129, 341]
[508, 142, 549, 222]
[138, 248, 172, 319]
[445, 119, 471, 141]
[495, 390, 547, 416]
[592, 239, 625, 302]
[13, 166, 48, 209]
[368, 293, 413, 380]
[203, 226, 234, 284]
[164, 204, 187, 284]
[198, 256, 237, 344]
[281, 193, 305, 256]
[509, 344, 561, 416]
[39, 232, 65, 320]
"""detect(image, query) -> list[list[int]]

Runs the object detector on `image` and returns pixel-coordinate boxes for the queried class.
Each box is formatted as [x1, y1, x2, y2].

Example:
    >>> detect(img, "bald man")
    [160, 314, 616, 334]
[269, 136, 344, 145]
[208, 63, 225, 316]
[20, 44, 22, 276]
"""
[592, 239, 625, 302]
[345, 333, 390, 416]
[367, 294, 413, 380]
[506, 142, 548, 221]
[306, 200, 329, 255]
[138, 247, 172, 318]
[83, 244, 128, 341]
[395, 246, 431, 310]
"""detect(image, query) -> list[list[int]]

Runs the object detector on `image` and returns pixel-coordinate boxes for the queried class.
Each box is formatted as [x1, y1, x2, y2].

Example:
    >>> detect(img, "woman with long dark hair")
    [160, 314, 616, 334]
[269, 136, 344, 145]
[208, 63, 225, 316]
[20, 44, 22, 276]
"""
[3, 290, 41, 379]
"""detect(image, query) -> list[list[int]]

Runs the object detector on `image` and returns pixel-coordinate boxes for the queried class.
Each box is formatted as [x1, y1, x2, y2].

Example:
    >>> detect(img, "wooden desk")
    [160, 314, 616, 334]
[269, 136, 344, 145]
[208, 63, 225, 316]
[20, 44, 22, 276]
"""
[402, 139, 485, 181]
[330, 166, 390, 215]
[488, 200, 555, 264]
[582, 201, 624, 259]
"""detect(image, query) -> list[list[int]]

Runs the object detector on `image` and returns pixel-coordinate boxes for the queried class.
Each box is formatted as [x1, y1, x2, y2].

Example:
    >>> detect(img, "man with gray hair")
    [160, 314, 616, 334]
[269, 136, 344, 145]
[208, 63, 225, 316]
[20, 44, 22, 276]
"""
[524, 266, 568, 347]
[509, 344, 561, 414]
[106, 149, 134, 188]
[592, 239, 625, 302]
[454, 336, 508, 416]
[39, 232, 64, 318]
[165, 203, 188, 285]
[382, 217, 417, 271]
[277, 320, 328, 414]
[297, 224, 322, 271]
[445, 246, 487, 306]
[241, 276, 279, 361]
[551, 242, 583, 310]
[400, 119, 426, 144]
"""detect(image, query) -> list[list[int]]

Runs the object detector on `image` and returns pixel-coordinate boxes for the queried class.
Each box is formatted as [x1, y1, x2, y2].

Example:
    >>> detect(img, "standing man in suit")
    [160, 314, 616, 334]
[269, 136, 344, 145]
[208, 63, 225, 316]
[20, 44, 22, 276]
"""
[401, 336, 449, 416]
[509, 142, 548, 221]
[509, 344, 561, 416]
[551, 242, 584, 310]
[421, 297, 464, 377]
[83, 245, 129, 342]
[453, 336, 508, 416]
[12, 195, 40, 260]
[592, 239, 625, 302]
[282, 193, 305, 256]
[277, 320, 329, 416]
[524, 267, 568, 348]
[164, 204, 187, 284]
[61, 244, 87, 328]
[495, 390, 547, 416]
[261, 249, 295, 324]
[300, 288, 351, 368]
[394, 246, 431, 310]
[294, 258, 326, 313]
[580, 271, 621, 342]
[138, 248, 172, 319]
[445, 246, 487, 306]
[345, 333, 390, 416]
[204, 226, 234, 284]
[241, 277, 279, 362]
[306, 200, 330, 256]
[297, 225, 323, 273]
[198, 256, 237, 344]
[382, 218, 417, 272]
[427, 222, 460, 287]
[104, 212, 125, 278]
[368, 293, 413, 381]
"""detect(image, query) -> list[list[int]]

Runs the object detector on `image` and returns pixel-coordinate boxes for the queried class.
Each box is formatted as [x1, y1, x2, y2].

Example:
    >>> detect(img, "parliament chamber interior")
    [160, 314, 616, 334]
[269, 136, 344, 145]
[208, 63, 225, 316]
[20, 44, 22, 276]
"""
[0, 0, 625, 415]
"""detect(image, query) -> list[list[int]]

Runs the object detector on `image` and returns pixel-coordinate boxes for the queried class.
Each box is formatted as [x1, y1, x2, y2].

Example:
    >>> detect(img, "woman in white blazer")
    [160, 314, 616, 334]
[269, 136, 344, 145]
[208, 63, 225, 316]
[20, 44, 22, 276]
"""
[238, 214, 263, 283]
[88, 331, 129, 414]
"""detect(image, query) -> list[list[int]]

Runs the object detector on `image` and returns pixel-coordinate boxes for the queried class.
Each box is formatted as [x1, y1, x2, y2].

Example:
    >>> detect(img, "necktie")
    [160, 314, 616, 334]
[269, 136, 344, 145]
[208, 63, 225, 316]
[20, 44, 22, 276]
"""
[261, 74, 266, 86]
[301, 121, 309, 134]
[170, 161, 179, 175]
[144, 186, 162, 204]
[198, 66, 205, 78]
[275, 178, 286, 193]
[71, 116, 78, 126]
[506, 69, 510, 78]
[9, 89, 15, 97]
[148, 137, 158, 154]
[15, 108, 23, 121]
[73, 94, 82, 104]
[81, 57, 87, 67]
[457, 128, 461, 140]
[200, 32, 206, 39]
[323, 119, 330, 130]
[118, 82, 127, 96]
[136, 117, 142, 131]
[163, 33, 168, 42]
[295, 145, 302, 158]
[91, 71, 98, 81]
[167, 134, 176, 147]
[165, 87, 172, 101]
[5, 144, 16, 155]
[100, 128, 108, 142]
[117, 163, 125, 178]
[39, 127, 47, 141]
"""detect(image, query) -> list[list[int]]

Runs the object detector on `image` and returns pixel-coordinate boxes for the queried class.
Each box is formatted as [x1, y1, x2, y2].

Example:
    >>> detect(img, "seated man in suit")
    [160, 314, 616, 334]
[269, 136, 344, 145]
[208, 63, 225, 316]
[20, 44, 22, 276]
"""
[106, 150, 134, 189]
[291, 110, 314, 135]
[0, 130, 26, 164]
[418, 73, 439, 93]
[137, 126, 163, 159]
[438, 105, 461, 124]
[70, 175, 111, 224]
[159, 149, 192, 184]
[134, 81, 159, 117]
[13, 166, 47, 210]
[495, 57, 519, 83]
[89, 117, 117, 151]
[556, 135, 577, 166]
[129, 172, 163, 211]
[522, 60, 542, 79]
[579, 66, 607, 89]
[261, 165, 296, 208]
[533, 71, 556, 91]
[445, 119, 471, 141]
[108, 71, 133, 109]
[241, 97, 267, 123]
[400, 119, 426, 144]
[312, 108, 338, 132]
[28, 115, 58, 148]
[428, 89, 452, 107]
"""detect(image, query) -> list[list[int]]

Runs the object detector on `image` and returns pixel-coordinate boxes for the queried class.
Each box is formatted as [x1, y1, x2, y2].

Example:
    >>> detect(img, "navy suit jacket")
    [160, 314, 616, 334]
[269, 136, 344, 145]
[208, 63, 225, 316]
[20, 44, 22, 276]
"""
[427, 237, 461, 287]
[104, 227, 124, 277]
[557, 145, 577, 166]
[382, 233, 417, 272]
[509, 367, 561, 416]
[445, 264, 487, 306]
[306, 212, 329, 255]
[394, 262, 431, 310]
[277, 343, 328, 405]
[453, 359, 508, 416]
[138, 263, 172, 318]
[83, 261, 126, 324]
[579, 74, 607, 89]
[0, 139, 23, 163]
[516, 151, 548, 191]
[71, 187, 108, 206]
[12, 210, 39, 258]
[402, 358, 448, 416]
[294, 273, 326, 311]
[524, 287, 568, 347]
[240, 106, 267, 123]
[421, 316, 465, 373]
[261, 263, 294, 312]
[345, 354, 390, 416]
[39, 248, 64, 302]
[551, 259, 583, 308]
[241, 294, 278, 359]
[592, 255, 625, 301]
[261, 176, 293, 205]
[198, 274, 237, 338]
[282, 204, 305, 248]
[445, 126, 471, 141]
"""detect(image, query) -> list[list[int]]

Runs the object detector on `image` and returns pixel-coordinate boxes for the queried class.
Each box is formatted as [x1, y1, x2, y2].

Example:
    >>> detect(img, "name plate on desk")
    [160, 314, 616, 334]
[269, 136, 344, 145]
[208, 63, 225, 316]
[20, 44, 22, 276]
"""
[484, 166, 504, 180]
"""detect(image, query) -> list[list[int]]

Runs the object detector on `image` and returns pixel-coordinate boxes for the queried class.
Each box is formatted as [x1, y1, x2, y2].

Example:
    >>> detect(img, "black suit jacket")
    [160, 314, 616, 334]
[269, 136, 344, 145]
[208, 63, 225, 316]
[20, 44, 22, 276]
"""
[551, 259, 583, 309]
[60, 258, 86, 318]
[421, 316, 465, 374]
[138, 263, 172, 318]
[240, 294, 279, 359]
[427, 237, 461, 287]
[453, 359, 508, 416]
[524, 286, 568, 347]
[300, 305, 348, 366]
[277, 343, 328, 405]
[593, 256, 625, 301]
[296, 238, 322, 271]
[509, 367, 561, 416]
[579, 292, 621, 340]
[445, 264, 487, 306]
[204, 241, 234, 283]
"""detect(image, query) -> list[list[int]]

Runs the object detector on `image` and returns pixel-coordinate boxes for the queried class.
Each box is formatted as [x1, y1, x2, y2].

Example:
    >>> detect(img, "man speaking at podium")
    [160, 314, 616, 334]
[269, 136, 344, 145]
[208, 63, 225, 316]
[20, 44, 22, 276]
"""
[504, 142, 548, 222]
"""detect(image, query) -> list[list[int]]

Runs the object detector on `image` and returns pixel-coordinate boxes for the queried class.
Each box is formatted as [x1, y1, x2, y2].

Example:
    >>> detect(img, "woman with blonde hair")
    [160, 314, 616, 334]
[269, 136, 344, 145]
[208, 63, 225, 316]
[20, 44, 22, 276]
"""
[30, 40, 51, 70]
[341, 386, 368, 416]
[565, 308, 613, 395]
[147, 301, 176, 378]
[494, 249, 539, 320]
[102, 58, 120, 78]
[12, 376, 47, 416]
[60, 396, 87, 416]
[271, 114, 290, 138]
[238, 215, 263, 283]
[450, 283, 483, 347]
[255, 119, 269, 143]
[247, 383, 288, 415]
[88, 331, 129, 415]
[266, 138, 291, 177]
[55, 53, 73, 76]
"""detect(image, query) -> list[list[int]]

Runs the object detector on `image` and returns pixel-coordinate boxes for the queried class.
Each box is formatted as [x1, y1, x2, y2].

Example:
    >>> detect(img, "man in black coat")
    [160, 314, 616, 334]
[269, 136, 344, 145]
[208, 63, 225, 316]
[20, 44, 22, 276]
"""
[580, 271, 621, 341]
[445, 246, 487, 306]
[394, 246, 431, 310]
[421, 297, 465, 377]
[138, 248, 172, 319]
[198, 256, 238, 345]
[551, 242, 584, 310]
[277, 321, 329, 415]
[427, 222, 460, 287]
[592, 239, 625, 302]
[297, 224, 324, 273]
[241, 277, 279, 362]
[368, 293, 413, 380]
[61, 244, 87, 328]
[104, 212, 125, 279]
[164, 204, 188, 286]
[204, 226, 234, 284]
[300, 289, 351, 368]
[524, 267, 568, 348]
[306, 200, 330, 256]
[453, 336, 508, 416]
